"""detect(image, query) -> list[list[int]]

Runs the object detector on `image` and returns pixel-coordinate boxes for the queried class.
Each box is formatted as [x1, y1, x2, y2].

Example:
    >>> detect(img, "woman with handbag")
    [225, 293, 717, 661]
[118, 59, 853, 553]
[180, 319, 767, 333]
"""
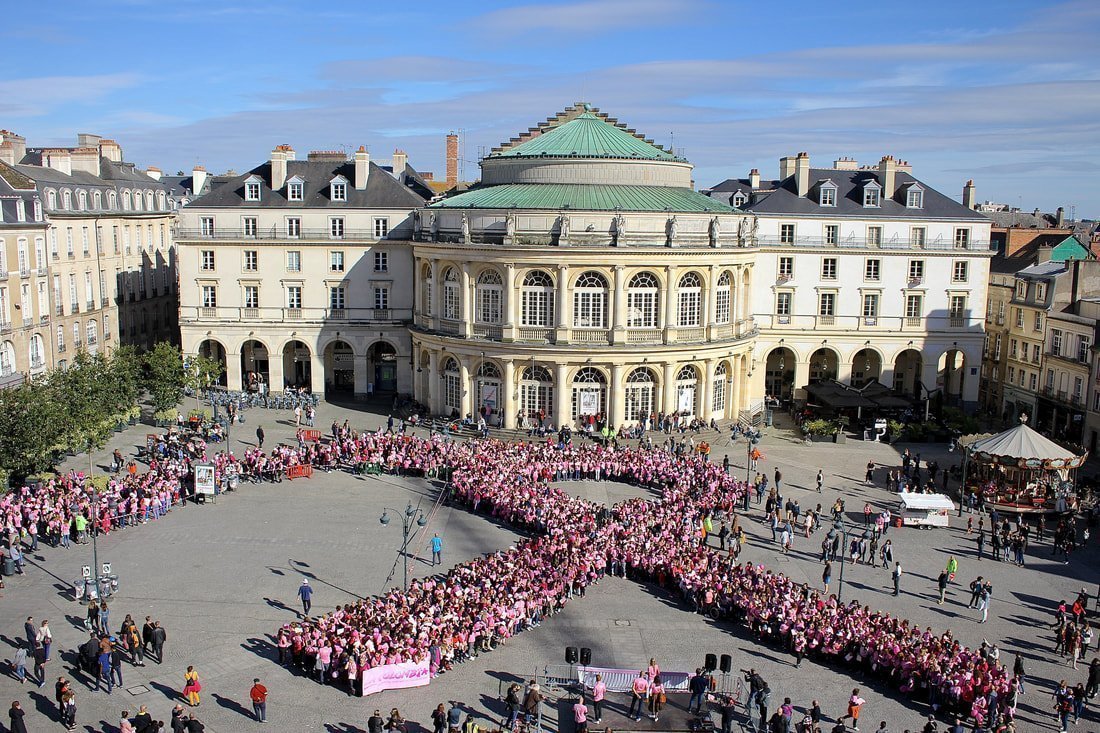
[648, 676, 666, 722]
[182, 665, 202, 706]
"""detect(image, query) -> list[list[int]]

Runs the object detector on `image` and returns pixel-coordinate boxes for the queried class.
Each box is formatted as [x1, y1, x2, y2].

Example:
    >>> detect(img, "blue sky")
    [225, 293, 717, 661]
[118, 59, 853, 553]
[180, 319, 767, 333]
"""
[3, 0, 1099, 216]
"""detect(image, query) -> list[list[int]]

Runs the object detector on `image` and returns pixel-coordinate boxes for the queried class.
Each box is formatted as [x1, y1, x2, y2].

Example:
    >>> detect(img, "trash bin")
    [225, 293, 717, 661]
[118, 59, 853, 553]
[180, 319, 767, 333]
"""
[98, 576, 112, 598]
[1, 555, 14, 576]
[84, 579, 99, 601]
[73, 578, 87, 601]
[108, 574, 119, 594]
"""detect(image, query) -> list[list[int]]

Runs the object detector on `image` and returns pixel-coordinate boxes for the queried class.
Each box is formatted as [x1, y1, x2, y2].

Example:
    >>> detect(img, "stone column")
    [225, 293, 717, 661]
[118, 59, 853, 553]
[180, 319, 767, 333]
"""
[556, 264, 571, 342]
[459, 357, 472, 418]
[413, 258, 422, 323]
[503, 359, 516, 429]
[793, 360, 811, 402]
[427, 350, 439, 414]
[662, 362, 676, 415]
[309, 352, 324, 396]
[730, 355, 743, 423]
[460, 262, 473, 338]
[664, 265, 678, 341]
[353, 345, 369, 396]
[503, 263, 517, 341]
[269, 350, 285, 394]
[611, 362, 626, 429]
[611, 265, 627, 345]
[430, 257, 441, 330]
[702, 358, 716, 421]
[555, 362, 571, 427]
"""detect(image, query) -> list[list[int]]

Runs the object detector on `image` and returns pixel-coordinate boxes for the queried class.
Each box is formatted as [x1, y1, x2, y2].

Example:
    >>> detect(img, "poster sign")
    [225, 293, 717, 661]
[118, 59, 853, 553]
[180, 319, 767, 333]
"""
[578, 390, 600, 415]
[480, 383, 499, 410]
[194, 463, 216, 496]
[361, 657, 431, 696]
[677, 386, 695, 413]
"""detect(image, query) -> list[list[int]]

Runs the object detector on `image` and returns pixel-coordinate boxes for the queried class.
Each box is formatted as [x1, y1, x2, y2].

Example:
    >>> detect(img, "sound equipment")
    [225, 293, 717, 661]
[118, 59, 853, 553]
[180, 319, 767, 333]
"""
[580, 647, 592, 666]
[719, 653, 732, 673]
[566, 646, 578, 664]
[704, 653, 717, 672]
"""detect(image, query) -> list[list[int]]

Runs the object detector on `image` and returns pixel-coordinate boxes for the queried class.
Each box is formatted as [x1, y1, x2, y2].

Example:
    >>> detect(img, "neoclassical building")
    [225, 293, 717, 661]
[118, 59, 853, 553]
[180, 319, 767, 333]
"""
[410, 104, 757, 429]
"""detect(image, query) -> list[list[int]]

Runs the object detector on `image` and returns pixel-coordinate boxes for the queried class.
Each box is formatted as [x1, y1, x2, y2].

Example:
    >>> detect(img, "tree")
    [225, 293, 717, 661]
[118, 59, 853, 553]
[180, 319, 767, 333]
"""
[143, 342, 186, 413]
[186, 354, 225, 398]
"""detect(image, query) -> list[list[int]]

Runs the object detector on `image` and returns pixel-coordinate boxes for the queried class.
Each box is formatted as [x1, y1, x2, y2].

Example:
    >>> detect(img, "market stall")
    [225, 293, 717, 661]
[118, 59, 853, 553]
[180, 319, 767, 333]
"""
[898, 492, 955, 528]
[959, 419, 1088, 514]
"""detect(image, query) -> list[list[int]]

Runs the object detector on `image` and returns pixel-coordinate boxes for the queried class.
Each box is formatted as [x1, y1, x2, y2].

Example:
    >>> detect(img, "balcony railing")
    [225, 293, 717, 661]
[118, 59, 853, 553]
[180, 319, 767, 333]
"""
[761, 314, 976, 331]
[0, 321, 10, 334]
[675, 326, 706, 342]
[439, 318, 461, 335]
[517, 326, 554, 342]
[472, 323, 504, 340]
[182, 306, 412, 325]
[178, 227, 387, 242]
[757, 234, 994, 251]
[949, 316, 967, 327]
[626, 329, 662, 345]
[86, 300, 95, 311]
[572, 328, 611, 344]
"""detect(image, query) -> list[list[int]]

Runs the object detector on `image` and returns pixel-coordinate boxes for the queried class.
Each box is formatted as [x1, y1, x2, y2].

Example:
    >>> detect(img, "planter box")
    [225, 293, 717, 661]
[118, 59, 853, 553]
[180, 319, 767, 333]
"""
[834, 433, 847, 444]
[807, 434, 832, 443]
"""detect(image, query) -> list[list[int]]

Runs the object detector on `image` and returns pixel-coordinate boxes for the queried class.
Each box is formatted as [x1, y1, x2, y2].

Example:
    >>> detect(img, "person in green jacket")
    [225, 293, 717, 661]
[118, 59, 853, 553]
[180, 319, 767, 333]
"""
[74, 514, 88, 544]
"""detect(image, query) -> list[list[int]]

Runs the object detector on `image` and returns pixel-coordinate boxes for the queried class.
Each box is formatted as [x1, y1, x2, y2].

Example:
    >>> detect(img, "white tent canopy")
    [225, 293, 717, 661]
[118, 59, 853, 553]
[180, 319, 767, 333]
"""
[963, 423, 1078, 461]
[899, 492, 956, 511]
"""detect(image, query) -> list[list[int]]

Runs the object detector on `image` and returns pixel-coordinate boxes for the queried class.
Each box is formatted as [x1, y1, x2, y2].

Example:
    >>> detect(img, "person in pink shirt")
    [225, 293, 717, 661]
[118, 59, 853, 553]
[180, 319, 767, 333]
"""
[591, 674, 606, 724]
[572, 696, 588, 733]
[628, 671, 649, 721]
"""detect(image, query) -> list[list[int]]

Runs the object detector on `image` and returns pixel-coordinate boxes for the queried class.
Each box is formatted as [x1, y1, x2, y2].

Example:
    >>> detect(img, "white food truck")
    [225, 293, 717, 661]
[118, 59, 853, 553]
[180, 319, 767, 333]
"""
[898, 492, 955, 528]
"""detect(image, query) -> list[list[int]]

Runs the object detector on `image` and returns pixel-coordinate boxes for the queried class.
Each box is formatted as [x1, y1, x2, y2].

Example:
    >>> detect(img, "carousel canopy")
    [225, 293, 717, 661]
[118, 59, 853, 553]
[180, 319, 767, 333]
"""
[961, 423, 1087, 469]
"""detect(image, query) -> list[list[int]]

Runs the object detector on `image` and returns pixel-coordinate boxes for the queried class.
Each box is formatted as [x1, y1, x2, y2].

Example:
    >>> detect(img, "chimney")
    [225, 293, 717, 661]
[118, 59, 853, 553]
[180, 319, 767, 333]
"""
[77, 133, 101, 148]
[270, 145, 291, 190]
[392, 149, 408, 178]
[70, 147, 100, 175]
[42, 149, 72, 175]
[794, 152, 810, 197]
[779, 155, 797, 180]
[145, 166, 162, 181]
[446, 132, 459, 187]
[878, 155, 897, 201]
[192, 165, 208, 196]
[833, 157, 858, 171]
[98, 139, 122, 163]
[749, 168, 760, 189]
[0, 142, 13, 166]
[896, 159, 912, 174]
[0, 131, 26, 163]
[1056, 206, 1065, 228]
[354, 146, 370, 190]
[962, 179, 976, 210]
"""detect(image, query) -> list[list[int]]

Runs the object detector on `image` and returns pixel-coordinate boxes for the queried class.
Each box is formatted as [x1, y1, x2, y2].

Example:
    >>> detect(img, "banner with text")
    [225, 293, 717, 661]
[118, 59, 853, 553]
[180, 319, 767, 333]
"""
[361, 658, 431, 696]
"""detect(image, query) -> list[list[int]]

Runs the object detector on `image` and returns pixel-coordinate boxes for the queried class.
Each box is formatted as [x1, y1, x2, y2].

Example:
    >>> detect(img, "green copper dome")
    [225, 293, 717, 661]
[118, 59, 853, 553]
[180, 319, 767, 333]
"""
[490, 112, 681, 161]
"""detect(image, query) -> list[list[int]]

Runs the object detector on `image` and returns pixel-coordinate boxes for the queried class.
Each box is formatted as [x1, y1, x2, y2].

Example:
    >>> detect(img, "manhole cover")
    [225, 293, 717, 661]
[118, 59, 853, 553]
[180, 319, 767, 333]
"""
[127, 684, 150, 696]
[613, 619, 631, 627]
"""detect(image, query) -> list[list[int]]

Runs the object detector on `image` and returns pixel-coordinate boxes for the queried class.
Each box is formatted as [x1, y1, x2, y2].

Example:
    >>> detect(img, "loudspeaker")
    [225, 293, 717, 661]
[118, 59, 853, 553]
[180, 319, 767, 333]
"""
[704, 653, 717, 672]
[566, 646, 578, 664]
[719, 654, 732, 674]
[580, 647, 592, 666]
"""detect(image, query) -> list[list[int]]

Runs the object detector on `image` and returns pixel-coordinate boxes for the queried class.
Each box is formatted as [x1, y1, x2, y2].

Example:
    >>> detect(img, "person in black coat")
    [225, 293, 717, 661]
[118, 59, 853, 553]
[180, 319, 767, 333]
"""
[134, 704, 155, 733]
[171, 704, 187, 733]
[9, 701, 28, 733]
[152, 622, 167, 663]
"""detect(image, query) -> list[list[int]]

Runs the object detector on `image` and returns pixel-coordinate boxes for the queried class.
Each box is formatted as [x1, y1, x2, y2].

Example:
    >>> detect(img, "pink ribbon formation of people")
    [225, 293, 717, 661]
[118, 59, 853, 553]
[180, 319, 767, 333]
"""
[0, 424, 1011, 723]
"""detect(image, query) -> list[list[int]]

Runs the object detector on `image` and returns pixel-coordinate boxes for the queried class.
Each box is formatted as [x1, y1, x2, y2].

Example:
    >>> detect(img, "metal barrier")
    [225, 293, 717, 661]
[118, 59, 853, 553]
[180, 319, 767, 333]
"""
[286, 464, 313, 480]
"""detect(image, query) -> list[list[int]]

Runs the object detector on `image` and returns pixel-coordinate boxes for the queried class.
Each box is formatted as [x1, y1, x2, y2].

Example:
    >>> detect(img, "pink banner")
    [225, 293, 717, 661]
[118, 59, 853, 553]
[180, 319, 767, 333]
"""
[361, 658, 431, 697]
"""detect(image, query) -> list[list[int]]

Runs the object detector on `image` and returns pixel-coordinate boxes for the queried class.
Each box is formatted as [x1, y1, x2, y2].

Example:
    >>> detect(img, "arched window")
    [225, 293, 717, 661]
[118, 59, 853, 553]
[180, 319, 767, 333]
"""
[571, 366, 607, 420]
[123, 190, 132, 210]
[476, 361, 501, 415]
[715, 271, 732, 325]
[145, 191, 154, 211]
[29, 334, 44, 369]
[520, 365, 554, 422]
[441, 267, 460, 320]
[573, 271, 608, 329]
[87, 320, 99, 349]
[0, 341, 14, 376]
[77, 190, 87, 211]
[675, 364, 699, 416]
[46, 189, 57, 209]
[421, 263, 433, 316]
[92, 191, 102, 210]
[133, 191, 144, 211]
[107, 191, 117, 210]
[442, 357, 461, 412]
[626, 272, 659, 328]
[713, 362, 728, 413]
[521, 270, 554, 327]
[625, 367, 656, 423]
[61, 190, 72, 210]
[475, 269, 502, 324]
[677, 272, 702, 327]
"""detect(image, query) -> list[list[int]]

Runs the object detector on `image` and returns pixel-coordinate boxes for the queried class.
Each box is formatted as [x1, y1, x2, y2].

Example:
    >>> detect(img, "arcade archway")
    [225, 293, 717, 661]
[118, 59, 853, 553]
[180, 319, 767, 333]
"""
[324, 340, 355, 393]
[282, 340, 312, 390]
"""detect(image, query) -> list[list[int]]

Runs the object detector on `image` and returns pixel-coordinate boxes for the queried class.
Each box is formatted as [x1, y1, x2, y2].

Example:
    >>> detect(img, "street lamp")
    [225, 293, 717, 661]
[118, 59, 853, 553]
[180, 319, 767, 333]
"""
[744, 434, 760, 511]
[830, 518, 854, 602]
[379, 502, 428, 590]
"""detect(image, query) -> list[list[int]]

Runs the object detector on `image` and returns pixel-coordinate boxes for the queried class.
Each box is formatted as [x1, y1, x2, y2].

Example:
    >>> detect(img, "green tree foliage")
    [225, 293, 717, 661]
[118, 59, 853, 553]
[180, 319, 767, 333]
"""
[143, 341, 186, 413]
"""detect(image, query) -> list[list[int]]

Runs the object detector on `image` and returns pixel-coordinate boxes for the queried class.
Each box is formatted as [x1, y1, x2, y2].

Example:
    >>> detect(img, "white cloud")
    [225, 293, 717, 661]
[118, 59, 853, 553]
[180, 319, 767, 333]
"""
[472, 0, 711, 35]
[0, 73, 142, 117]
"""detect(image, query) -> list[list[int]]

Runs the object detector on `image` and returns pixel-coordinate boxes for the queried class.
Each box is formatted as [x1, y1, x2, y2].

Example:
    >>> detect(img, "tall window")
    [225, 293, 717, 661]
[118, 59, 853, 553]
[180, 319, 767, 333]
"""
[329, 217, 345, 239]
[952, 261, 969, 282]
[677, 272, 702, 327]
[712, 362, 727, 413]
[625, 368, 656, 422]
[911, 227, 926, 247]
[520, 270, 554, 327]
[821, 258, 837, 280]
[520, 365, 554, 420]
[0, 341, 13, 375]
[200, 217, 215, 236]
[29, 334, 43, 368]
[715, 272, 731, 324]
[329, 286, 346, 310]
[476, 362, 501, 413]
[244, 180, 261, 201]
[866, 226, 882, 246]
[818, 293, 835, 316]
[571, 367, 607, 420]
[243, 217, 257, 237]
[330, 251, 345, 272]
[442, 358, 461, 412]
[374, 218, 389, 238]
[908, 259, 924, 281]
[422, 263, 433, 316]
[954, 228, 970, 248]
[862, 293, 880, 319]
[626, 272, 659, 328]
[374, 251, 388, 272]
[777, 257, 793, 278]
[675, 365, 699, 415]
[824, 224, 839, 245]
[201, 285, 217, 308]
[1052, 329, 1063, 356]
[779, 224, 795, 244]
[286, 285, 302, 309]
[865, 259, 880, 281]
[243, 250, 258, 271]
[950, 295, 967, 318]
[286, 250, 301, 272]
[288, 181, 304, 201]
[572, 271, 608, 328]
[200, 250, 215, 271]
[374, 287, 389, 310]
[286, 218, 301, 238]
[476, 270, 503, 324]
[776, 292, 792, 318]
[244, 285, 259, 309]
[442, 267, 460, 320]
[905, 294, 923, 319]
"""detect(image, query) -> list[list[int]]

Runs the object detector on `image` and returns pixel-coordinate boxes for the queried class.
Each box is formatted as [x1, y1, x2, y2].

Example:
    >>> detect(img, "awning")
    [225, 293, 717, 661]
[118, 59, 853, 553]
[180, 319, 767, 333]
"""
[960, 422, 1088, 469]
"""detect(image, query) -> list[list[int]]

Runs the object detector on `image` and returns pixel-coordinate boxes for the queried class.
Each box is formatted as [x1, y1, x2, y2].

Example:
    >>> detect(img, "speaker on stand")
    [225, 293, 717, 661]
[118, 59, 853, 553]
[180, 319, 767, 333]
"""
[719, 653, 732, 694]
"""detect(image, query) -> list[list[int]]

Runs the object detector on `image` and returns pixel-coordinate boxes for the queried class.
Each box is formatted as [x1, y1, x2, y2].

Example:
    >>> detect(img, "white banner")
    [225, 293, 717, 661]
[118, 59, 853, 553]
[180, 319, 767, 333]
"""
[194, 463, 216, 496]
[678, 386, 695, 413]
[578, 390, 600, 415]
[481, 383, 498, 410]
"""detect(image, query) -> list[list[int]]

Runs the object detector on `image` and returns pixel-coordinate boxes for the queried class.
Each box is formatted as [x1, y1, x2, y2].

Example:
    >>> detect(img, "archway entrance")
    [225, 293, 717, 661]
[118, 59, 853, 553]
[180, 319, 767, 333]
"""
[675, 364, 699, 417]
[368, 341, 398, 393]
[764, 347, 795, 401]
[939, 349, 965, 406]
[624, 367, 657, 425]
[324, 340, 355, 394]
[197, 339, 228, 387]
[893, 349, 922, 397]
[808, 348, 839, 384]
[851, 348, 882, 388]
[282, 340, 312, 390]
[475, 361, 501, 423]
[240, 339, 269, 392]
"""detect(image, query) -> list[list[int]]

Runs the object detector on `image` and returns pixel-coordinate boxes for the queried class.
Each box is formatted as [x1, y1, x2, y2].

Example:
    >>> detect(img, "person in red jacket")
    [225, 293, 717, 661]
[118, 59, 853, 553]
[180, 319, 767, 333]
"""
[250, 678, 268, 722]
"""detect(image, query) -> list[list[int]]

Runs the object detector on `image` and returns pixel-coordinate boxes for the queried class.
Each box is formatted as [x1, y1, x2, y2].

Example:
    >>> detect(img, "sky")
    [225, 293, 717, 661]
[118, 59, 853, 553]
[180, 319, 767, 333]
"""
[3, 0, 1099, 217]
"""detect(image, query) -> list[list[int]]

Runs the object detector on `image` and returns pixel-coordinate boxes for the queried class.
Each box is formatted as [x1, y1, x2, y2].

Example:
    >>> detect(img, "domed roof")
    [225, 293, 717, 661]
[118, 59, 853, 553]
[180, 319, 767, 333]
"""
[488, 108, 682, 162]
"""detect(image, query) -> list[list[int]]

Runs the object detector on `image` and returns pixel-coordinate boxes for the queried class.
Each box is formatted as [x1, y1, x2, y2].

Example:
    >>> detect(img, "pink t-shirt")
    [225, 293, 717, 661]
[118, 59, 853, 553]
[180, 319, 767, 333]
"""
[593, 681, 606, 701]
[573, 702, 587, 723]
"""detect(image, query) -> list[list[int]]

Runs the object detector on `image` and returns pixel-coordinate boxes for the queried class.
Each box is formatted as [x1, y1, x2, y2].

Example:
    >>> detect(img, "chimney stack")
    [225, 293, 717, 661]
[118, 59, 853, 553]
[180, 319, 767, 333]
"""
[145, 166, 162, 181]
[98, 139, 122, 163]
[354, 146, 370, 190]
[794, 152, 810, 197]
[42, 149, 72, 175]
[1056, 206, 1065, 228]
[446, 132, 459, 187]
[878, 155, 897, 201]
[833, 157, 858, 171]
[77, 133, 101, 148]
[0, 131, 26, 163]
[70, 147, 100, 175]
[270, 144, 292, 190]
[779, 155, 797, 180]
[749, 168, 760, 189]
[962, 179, 976, 210]
[192, 166, 208, 196]
[0, 142, 13, 166]
[392, 149, 408, 178]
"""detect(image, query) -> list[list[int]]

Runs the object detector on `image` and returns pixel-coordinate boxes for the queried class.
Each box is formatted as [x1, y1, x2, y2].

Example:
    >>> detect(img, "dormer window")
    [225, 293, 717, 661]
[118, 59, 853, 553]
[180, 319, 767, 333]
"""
[732, 192, 747, 208]
[244, 175, 263, 202]
[330, 176, 348, 202]
[863, 182, 881, 208]
[287, 176, 305, 202]
[905, 184, 924, 209]
[819, 182, 837, 207]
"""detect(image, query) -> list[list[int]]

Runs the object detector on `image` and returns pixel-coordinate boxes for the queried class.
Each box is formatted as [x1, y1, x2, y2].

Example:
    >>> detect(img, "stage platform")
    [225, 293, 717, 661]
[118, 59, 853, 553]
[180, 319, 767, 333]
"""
[557, 691, 738, 733]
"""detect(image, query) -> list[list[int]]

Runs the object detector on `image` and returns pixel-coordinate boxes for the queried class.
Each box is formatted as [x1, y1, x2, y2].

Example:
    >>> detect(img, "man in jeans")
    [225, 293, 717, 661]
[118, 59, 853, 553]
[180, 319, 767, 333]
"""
[591, 674, 606, 724]
[627, 672, 649, 720]
[249, 678, 268, 723]
[687, 668, 709, 714]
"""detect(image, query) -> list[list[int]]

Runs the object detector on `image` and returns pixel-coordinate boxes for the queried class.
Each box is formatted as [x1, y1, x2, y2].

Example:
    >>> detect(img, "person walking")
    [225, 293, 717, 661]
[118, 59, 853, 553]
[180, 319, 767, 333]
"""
[840, 689, 865, 731]
[628, 671, 650, 720]
[816, 469, 824, 493]
[937, 570, 950, 605]
[591, 673, 605, 724]
[822, 562, 832, 596]
[430, 534, 443, 566]
[23, 617, 36, 649]
[152, 621, 167, 664]
[256, 426, 265, 449]
[892, 562, 902, 596]
[648, 676, 666, 722]
[8, 700, 28, 733]
[250, 678, 268, 722]
[13, 644, 27, 683]
[977, 581, 992, 623]
[61, 689, 77, 731]
[297, 579, 313, 616]
[183, 665, 202, 707]
[688, 668, 708, 714]
[36, 619, 53, 661]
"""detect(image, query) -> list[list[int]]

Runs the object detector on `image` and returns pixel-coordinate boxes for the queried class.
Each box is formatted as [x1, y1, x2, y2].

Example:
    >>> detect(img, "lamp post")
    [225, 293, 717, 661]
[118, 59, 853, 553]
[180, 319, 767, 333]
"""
[744, 434, 759, 511]
[831, 518, 853, 602]
[379, 502, 428, 591]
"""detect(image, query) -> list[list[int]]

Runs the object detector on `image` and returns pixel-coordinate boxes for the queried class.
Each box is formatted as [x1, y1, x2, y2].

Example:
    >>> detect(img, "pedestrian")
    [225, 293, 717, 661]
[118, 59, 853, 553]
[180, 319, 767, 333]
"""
[256, 426, 265, 449]
[369, 710, 385, 733]
[142, 616, 155, 654]
[840, 688, 865, 731]
[23, 617, 36, 649]
[120, 710, 135, 733]
[574, 695, 589, 733]
[250, 678, 268, 722]
[171, 704, 187, 733]
[892, 561, 902, 596]
[431, 534, 443, 566]
[447, 701, 462, 733]
[183, 665, 202, 707]
[12, 644, 27, 683]
[8, 700, 27, 733]
[866, 461, 875, 484]
[522, 682, 542, 725]
[822, 562, 832, 595]
[977, 582, 992, 623]
[461, 714, 478, 733]
[152, 621, 167, 663]
[816, 469, 823, 493]
[298, 578, 313, 616]
[134, 705, 153, 733]
[592, 673, 605, 723]
[629, 670, 650, 720]
[774, 467, 782, 493]
[937, 570, 949, 605]
[688, 668, 708, 714]
[31, 644, 45, 688]
[648, 676, 665, 721]
[62, 689, 77, 731]
[187, 712, 206, 732]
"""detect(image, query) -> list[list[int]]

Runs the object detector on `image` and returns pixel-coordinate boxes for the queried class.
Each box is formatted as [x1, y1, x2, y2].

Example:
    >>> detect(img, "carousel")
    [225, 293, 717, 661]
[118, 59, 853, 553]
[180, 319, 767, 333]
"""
[958, 417, 1088, 514]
